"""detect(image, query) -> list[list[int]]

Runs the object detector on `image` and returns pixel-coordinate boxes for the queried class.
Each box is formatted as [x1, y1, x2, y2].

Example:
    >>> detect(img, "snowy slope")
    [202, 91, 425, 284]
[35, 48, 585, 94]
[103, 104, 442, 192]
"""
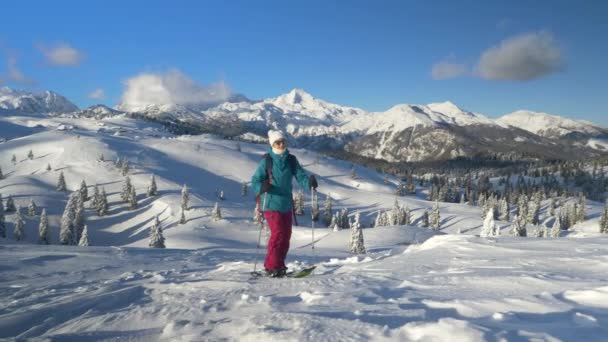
[1, 112, 608, 340]
[497, 110, 604, 138]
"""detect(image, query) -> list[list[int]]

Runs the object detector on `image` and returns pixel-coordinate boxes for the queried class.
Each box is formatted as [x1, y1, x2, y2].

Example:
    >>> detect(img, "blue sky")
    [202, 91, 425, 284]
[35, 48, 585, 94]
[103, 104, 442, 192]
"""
[1, 0, 607, 124]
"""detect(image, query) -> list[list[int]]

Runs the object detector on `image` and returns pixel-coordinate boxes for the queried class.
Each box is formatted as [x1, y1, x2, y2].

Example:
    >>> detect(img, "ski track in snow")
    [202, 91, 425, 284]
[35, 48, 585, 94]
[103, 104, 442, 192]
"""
[1, 114, 608, 341]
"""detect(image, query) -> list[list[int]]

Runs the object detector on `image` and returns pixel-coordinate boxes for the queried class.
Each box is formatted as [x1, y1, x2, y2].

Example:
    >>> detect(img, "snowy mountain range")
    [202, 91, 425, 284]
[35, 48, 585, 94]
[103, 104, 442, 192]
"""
[1, 86, 606, 162]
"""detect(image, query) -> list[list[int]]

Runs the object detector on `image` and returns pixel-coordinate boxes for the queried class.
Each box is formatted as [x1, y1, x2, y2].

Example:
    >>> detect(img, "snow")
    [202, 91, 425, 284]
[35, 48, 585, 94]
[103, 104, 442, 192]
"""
[587, 138, 608, 151]
[497, 110, 603, 137]
[1, 106, 608, 341]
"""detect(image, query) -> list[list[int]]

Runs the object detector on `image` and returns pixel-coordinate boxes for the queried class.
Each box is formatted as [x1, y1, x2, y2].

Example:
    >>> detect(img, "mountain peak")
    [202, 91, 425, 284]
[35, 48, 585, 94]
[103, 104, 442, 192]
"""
[275, 88, 315, 105]
[0, 87, 79, 114]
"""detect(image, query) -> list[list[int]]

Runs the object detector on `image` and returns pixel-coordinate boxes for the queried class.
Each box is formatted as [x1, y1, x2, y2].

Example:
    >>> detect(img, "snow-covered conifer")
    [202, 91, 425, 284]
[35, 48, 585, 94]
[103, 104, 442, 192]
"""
[430, 201, 441, 230]
[527, 200, 540, 225]
[181, 184, 190, 210]
[60, 193, 78, 245]
[13, 206, 25, 241]
[179, 208, 186, 224]
[499, 198, 510, 221]
[121, 160, 130, 176]
[149, 216, 165, 248]
[27, 149, 34, 160]
[481, 210, 496, 237]
[78, 225, 90, 246]
[98, 188, 109, 216]
[331, 212, 340, 232]
[11, 154, 17, 165]
[600, 201, 608, 234]
[38, 209, 50, 244]
[27, 199, 37, 216]
[390, 198, 401, 225]
[323, 194, 333, 227]
[120, 176, 131, 203]
[5, 195, 15, 213]
[576, 194, 586, 223]
[79, 180, 88, 202]
[421, 209, 429, 228]
[533, 225, 545, 238]
[129, 186, 138, 210]
[339, 208, 350, 229]
[212, 202, 222, 221]
[510, 214, 527, 237]
[46, 163, 52, 171]
[550, 217, 561, 238]
[147, 175, 158, 197]
[403, 206, 411, 225]
[73, 195, 86, 243]
[92, 185, 100, 209]
[374, 210, 383, 228]
[349, 212, 366, 254]
[548, 197, 557, 217]
[56, 171, 67, 192]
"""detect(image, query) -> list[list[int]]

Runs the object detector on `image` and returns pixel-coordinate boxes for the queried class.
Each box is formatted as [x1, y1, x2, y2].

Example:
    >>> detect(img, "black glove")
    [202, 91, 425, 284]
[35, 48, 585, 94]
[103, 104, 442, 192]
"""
[260, 180, 272, 193]
[309, 175, 318, 189]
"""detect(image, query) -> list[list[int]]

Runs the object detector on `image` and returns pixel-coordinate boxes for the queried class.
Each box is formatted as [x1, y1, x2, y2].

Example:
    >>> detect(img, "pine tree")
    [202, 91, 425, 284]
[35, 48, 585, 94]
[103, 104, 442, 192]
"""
[129, 186, 138, 210]
[27, 199, 37, 216]
[5, 195, 15, 212]
[79, 180, 88, 202]
[179, 208, 186, 224]
[421, 209, 429, 228]
[600, 201, 608, 234]
[403, 206, 411, 225]
[499, 198, 510, 221]
[481, 210, 496, 237]
[95, 188, 110, 217]
[510, 214, 527, 237]
[390, 198, 401, 225]
[548, 197, 557, 217]
[576, 194, 586, 223]
[147, 175, 158, 197]
[331, 212, 341, 231]
[219, 190, 225, 200]
[181, 184, 190, 210]
[60, 193, 78, 245]
[46, 163, 52, 171]
[11, 154, 17, 165]
[73, 195, 86, 243]
[322, 194, 333, 227]
[550, 217, 561, 238]
[339, 208, 350, 229]
[241, 182, 248, 197]
[13, 206, 25, 241]
[38, 209, 50, 244]
[430, 201, 441, 230]
[374, 210, 383, 228]
[27, 149, 34, 160]
[78, 225, 90, 246]
[121, 160, 130, 176]
[121, 176, 132, 203]
[349, 212, 366, 254]
[533, 225, 545, 238]
[212, 202, 222, 221]
[311, 191, 319, 221]
[294, 190, 304, 215]
[92, 185, 101, 209]
[527, 200, 540, 225]
[56, 171, 67, 191]
[0, 199, 5, 238]
[149, 216, 165, 248]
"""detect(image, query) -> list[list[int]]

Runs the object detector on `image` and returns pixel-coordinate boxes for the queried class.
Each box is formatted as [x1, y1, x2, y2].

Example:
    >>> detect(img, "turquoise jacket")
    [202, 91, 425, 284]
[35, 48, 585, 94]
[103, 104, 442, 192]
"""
[251, 148, 311, 213]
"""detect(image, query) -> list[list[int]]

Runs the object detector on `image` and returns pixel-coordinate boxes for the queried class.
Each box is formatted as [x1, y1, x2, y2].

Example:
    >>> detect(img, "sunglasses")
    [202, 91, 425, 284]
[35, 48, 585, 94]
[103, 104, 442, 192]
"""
[274, 140, 286, 146]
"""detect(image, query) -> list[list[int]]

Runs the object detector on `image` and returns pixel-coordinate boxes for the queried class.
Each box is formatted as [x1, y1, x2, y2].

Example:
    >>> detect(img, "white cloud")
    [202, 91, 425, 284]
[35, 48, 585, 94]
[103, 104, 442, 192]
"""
[38, 43, 84, 66]
[119, 68, 231, 111]
[431, 61, 467, 80]
[88, 88, 105, 99]
[7, 55, 35, 85]
[475, 31, 563, 81]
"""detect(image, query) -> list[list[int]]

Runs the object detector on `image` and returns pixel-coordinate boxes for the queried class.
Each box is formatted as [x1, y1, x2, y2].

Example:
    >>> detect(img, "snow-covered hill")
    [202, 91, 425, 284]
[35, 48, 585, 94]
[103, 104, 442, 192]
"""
[1, 111, 607, 340]
[0, 87, 78, 114]
[497, 110, 605, 138]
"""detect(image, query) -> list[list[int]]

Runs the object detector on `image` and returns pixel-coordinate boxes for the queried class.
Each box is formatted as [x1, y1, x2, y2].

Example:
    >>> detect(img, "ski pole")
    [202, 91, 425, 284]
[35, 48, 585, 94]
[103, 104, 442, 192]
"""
[311, 187, 316, 272]
[253, 192, 267, 273]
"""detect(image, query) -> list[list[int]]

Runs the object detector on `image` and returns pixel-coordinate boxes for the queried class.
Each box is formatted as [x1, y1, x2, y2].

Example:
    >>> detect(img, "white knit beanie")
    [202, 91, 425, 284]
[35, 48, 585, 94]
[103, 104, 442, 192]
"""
[268, 130, 285, 146]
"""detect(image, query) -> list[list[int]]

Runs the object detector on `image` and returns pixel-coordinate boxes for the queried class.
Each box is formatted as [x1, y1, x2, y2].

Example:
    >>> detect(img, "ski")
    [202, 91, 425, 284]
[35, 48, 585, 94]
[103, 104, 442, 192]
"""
[249, 266, 316, 280]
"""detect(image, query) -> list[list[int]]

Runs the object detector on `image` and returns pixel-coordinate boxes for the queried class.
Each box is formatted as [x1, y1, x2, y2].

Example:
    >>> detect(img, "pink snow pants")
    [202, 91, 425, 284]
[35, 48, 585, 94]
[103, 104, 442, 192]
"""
[263, 211, 293, 271]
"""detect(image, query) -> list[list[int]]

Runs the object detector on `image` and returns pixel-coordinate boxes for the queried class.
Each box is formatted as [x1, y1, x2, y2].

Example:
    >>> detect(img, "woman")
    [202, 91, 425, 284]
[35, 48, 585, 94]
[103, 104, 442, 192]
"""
[251, 130, 318, 277]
